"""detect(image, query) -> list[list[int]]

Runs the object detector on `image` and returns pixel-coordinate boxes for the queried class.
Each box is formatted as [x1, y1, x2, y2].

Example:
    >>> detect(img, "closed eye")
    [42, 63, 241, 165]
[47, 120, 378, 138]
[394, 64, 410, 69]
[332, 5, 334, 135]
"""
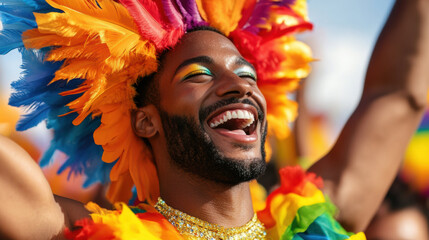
[237, 72, 257, 81]
[234, 67, 257, 82]
[182, 69, 212, 81]
[174, 63, 213, 83]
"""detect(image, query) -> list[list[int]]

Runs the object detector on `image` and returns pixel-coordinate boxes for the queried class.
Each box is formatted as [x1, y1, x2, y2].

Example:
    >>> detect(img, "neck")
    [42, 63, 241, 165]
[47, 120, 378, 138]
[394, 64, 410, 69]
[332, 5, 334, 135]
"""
[158, 165, 255, 228]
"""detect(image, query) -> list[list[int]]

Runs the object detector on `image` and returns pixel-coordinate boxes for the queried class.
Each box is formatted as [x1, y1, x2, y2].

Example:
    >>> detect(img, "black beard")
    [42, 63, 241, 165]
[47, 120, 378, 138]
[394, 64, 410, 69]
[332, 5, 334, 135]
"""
[159, 98, 267, 185]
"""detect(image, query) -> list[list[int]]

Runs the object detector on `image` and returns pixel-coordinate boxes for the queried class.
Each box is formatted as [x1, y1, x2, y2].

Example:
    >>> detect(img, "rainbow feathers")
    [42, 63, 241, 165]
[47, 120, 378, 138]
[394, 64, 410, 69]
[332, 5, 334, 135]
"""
[1, 0, 313, 204]
[1, 0, 114, 187]
[66, 167, 366, 240]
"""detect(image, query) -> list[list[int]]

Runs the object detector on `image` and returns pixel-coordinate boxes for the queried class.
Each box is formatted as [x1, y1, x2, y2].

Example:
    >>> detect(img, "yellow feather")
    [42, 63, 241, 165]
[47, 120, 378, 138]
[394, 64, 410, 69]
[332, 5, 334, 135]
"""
[194, 0, 207, 21]
[197, 0, 246, 36]
[46, 0, 137, 33]
[291, 0, 309, 21]
[46, 41, 110, 62]
[44, 0, 145, 57]
[23, 29, 80, 49]
[24, 0, 159, 130]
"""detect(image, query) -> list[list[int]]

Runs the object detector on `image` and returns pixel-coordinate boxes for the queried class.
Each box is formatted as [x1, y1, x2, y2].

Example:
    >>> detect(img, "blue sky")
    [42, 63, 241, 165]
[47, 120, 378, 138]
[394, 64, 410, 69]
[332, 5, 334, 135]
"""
[301, 0, 395, 134]
[308, 0, 394, 32]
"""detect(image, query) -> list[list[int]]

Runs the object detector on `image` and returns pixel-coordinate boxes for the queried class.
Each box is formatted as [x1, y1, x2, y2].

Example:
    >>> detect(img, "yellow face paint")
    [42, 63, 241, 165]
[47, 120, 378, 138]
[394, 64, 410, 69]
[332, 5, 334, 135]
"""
[174, 64, 212, 82]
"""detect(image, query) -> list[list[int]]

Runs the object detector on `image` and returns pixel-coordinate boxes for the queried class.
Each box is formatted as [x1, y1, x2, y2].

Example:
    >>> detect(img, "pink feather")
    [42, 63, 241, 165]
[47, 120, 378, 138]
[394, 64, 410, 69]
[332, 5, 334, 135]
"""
[119, 0, 166, 48]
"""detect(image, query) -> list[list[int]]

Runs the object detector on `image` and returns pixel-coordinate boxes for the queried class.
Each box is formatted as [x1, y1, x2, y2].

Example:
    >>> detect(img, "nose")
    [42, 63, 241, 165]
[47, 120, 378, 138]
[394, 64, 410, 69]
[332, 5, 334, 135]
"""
[215, 72, 254, 98]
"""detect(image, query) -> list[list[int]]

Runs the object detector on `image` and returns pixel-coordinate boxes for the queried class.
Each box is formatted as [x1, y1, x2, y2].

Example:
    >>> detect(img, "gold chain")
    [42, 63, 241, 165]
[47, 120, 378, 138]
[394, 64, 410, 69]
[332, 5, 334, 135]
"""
[154, 197, 267, 240]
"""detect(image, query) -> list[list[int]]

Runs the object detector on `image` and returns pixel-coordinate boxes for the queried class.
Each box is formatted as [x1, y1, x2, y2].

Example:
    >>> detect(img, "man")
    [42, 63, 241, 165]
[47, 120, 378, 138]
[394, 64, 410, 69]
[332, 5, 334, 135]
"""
[1, 0, 429, 239]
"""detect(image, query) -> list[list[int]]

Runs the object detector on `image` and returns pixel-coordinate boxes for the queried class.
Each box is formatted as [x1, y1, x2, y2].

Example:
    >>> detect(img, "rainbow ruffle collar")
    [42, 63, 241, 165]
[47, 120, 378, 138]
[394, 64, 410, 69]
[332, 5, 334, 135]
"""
[66, 167, 366, 240]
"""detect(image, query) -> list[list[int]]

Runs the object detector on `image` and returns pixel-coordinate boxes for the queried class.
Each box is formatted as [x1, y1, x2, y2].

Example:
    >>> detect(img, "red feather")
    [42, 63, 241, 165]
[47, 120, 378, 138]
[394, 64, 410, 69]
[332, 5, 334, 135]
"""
[119, 0, 166, 47]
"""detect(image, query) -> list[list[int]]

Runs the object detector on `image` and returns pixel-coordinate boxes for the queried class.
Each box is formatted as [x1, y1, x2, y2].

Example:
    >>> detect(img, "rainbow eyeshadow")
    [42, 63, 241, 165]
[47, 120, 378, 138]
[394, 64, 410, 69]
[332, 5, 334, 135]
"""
[174, 64, 212, 82]
[233, 66, 257, 81]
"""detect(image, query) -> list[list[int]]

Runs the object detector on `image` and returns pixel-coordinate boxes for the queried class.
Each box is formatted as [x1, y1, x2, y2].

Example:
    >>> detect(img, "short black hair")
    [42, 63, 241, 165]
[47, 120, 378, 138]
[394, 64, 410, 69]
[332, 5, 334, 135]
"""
[133, 26, 224, 108]
[133, 50, 168, 108]
[186, 25, 224, 36]
[133, 72, 159, 108]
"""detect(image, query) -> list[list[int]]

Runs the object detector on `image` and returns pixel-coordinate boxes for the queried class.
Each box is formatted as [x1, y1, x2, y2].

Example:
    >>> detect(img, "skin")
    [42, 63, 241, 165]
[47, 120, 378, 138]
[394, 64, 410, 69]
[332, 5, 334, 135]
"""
[0, 136, 87, 240]
[133, 30, 267, 227]
[365, 205, 429, 240]
[0, 0, 428, 238]
[309, 0, 429, 231]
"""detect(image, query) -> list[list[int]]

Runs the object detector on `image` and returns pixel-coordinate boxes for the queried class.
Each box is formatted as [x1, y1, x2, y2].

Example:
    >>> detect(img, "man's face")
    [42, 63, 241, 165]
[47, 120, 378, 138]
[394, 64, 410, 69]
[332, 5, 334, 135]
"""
[156, 30, 267, 185]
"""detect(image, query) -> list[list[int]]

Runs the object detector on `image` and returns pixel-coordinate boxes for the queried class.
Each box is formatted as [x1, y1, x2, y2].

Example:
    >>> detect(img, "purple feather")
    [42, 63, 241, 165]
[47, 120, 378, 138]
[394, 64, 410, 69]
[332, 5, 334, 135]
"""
[279, 0, 296, 5]
[242, 0, 296, 34]
[242, 0, 272, 34]
[175, 0, 205, 30]
[161, 0, 183, 28]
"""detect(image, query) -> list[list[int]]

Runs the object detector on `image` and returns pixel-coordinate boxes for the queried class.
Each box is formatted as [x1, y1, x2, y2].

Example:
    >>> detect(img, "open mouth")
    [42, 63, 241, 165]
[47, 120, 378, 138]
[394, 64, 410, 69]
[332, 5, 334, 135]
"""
[207, 109, 257, 136]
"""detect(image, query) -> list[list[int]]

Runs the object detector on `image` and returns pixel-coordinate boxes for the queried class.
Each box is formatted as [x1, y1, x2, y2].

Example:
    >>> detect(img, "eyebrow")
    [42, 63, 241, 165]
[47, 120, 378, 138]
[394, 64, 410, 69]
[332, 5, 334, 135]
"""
[234, 57, 256, 72]
[173, 55, 256, 79]
[174, 56, 214, 76]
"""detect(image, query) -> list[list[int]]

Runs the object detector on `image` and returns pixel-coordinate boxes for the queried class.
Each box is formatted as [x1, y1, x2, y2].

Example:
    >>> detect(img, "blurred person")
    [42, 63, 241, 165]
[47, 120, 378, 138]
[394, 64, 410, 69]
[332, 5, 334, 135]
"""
[0, 0, 428, 239]
[366, 177, 429, 240]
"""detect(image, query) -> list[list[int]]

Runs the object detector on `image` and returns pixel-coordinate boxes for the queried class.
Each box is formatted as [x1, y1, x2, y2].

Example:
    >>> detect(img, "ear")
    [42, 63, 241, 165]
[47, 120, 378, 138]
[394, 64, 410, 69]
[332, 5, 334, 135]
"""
[131, 105, 160, 138]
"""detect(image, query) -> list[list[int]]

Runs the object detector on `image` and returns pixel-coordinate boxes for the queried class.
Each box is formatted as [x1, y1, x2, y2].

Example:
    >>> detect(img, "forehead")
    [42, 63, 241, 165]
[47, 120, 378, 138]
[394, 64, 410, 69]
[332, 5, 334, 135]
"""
[159, 30, 243, 73]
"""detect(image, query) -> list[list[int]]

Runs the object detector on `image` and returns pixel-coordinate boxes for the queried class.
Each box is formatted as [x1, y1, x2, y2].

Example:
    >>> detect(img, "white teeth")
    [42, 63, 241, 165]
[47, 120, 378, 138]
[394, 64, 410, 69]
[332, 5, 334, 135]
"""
[237, 110, 244, 119]
[242, 111, 248, 118]
[209, 110, 256, 129]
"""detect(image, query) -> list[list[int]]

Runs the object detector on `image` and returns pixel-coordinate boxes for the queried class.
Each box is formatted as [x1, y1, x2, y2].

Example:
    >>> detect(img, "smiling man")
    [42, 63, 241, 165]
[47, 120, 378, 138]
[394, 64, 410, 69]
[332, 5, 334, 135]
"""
[1, 0, 429, 239]
[132, 30, 269, 230]
[149, 30, 267, 183]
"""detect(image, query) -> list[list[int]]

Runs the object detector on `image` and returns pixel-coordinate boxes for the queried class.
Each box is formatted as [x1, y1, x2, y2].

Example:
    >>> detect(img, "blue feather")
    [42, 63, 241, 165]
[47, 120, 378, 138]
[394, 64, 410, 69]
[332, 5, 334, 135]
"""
[0, 30, 27, 54]
[16, 103, 49, 131]
[1, 0, 119, 192]
[0, 10, 37, 27]
[0, 0, 54, 12]
[39, 143, 56, 167]
[0, 1, 43, 54]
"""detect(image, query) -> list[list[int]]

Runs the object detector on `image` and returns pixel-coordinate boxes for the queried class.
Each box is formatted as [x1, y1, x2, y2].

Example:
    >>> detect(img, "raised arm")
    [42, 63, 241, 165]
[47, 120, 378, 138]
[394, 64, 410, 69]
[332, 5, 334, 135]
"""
[0, 135, 87, 239]
[309, 0, 429, 232]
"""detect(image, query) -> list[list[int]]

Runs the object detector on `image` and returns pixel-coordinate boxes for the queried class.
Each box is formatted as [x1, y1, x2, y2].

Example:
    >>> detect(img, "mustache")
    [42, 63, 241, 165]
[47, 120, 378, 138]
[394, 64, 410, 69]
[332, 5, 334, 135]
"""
[199, 98, 264, 124]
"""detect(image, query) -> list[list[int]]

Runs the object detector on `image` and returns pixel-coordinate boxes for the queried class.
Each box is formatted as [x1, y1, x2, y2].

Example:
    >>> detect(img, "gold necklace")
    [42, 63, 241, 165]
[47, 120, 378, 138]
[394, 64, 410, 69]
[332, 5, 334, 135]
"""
[154, 197, 267, 240]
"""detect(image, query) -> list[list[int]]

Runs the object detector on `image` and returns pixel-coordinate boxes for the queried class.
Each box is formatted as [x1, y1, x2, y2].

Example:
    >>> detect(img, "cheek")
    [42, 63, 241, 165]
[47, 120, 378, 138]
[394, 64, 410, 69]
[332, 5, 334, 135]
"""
[253, 88, 267, 113]
[161, 84, 211, 115]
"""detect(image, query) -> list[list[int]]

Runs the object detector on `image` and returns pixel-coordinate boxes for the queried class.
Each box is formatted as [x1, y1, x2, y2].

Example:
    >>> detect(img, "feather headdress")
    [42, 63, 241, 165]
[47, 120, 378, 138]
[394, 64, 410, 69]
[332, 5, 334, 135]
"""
[0, 0, 313, 204]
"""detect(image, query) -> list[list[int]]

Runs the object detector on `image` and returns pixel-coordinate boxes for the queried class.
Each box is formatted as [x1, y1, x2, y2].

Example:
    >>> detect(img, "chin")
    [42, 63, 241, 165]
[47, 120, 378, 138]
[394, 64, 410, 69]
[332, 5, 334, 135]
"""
[211, 156, 267, 185]
[218, 145, 263, 161]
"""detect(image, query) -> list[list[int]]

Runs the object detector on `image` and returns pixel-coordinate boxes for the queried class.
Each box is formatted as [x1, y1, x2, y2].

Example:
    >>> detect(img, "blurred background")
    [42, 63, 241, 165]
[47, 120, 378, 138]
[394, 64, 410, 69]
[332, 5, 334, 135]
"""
[1, 0, 428, 238]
